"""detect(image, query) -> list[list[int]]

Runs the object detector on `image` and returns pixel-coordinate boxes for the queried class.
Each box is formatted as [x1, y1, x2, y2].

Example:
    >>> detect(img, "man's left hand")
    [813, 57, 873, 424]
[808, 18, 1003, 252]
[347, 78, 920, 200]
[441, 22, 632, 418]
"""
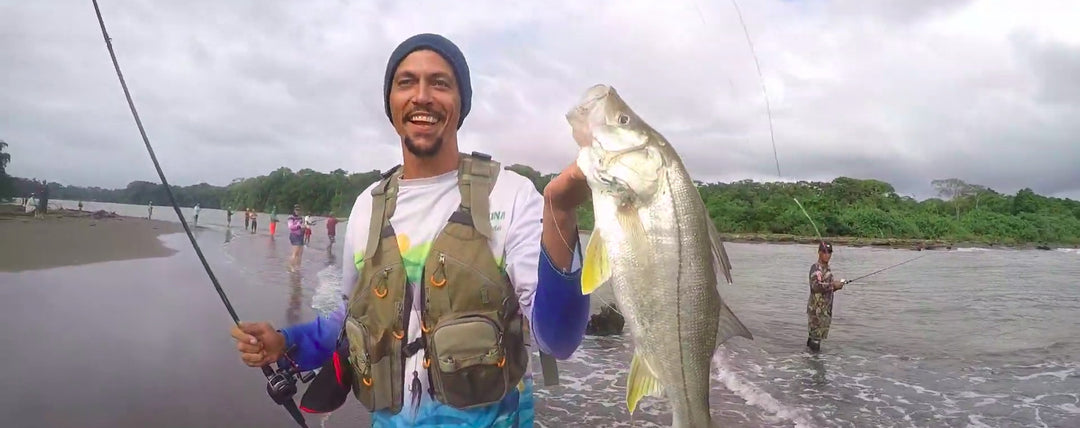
[541, 162, 590, 271]
[544, 162, 589, 211]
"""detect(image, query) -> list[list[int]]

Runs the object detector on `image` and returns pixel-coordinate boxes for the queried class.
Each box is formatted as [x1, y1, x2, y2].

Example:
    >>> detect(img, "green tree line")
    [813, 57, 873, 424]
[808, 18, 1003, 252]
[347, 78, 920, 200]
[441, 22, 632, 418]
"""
[11, 167, 384, 218]
[504, 165, 1080, 246]
[10, 163, 1080, 246]
[689, 176, 1080, 246]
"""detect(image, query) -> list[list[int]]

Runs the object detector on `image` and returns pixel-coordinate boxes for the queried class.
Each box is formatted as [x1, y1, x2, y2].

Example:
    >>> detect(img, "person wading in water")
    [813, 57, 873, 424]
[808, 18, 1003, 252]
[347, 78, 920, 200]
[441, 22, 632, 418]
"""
[807, 241, 846, 352]
[287, 205, 305, 272]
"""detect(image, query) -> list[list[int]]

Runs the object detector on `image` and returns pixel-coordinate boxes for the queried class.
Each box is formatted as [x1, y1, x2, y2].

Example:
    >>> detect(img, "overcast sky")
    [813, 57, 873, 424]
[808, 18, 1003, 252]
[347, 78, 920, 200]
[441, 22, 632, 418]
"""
[3, 0, 1079, 200]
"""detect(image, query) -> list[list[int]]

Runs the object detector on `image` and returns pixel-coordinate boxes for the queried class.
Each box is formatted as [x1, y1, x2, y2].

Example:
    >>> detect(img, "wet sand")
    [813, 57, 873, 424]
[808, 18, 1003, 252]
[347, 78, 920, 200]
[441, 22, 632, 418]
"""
[0, 205, 183, 272]
[0, 230, 335, 427]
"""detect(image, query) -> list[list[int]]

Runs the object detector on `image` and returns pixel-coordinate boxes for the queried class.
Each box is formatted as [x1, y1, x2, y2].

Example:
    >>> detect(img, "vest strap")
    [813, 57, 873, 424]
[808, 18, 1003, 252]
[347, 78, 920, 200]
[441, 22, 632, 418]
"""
[364, 165, 402, 263]
[458, 152, 501, 240]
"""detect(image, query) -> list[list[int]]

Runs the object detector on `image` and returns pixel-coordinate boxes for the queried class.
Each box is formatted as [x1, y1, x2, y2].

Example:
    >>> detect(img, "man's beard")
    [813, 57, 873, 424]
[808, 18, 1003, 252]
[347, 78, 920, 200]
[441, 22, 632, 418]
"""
[403, 136, 444, 158]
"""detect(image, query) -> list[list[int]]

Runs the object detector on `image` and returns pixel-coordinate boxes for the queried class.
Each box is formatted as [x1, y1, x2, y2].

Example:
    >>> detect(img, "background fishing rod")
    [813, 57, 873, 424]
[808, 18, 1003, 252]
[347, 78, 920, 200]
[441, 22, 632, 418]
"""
[720, 0, 827, 244]
[89, 1, 311, 426]
[729, 0, 781, 179]
[844, 253, 928, 285]
[725, 0, 937, 287]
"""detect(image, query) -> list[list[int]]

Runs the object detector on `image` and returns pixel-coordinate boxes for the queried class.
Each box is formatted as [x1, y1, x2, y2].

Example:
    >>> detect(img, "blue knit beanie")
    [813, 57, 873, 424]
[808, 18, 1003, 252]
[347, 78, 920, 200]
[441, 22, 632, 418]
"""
[383, 33, 472, 129]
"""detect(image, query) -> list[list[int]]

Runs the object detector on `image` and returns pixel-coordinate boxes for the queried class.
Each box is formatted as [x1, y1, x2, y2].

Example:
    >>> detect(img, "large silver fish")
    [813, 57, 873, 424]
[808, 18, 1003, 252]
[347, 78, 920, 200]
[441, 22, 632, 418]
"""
[568, 84, 753, 427]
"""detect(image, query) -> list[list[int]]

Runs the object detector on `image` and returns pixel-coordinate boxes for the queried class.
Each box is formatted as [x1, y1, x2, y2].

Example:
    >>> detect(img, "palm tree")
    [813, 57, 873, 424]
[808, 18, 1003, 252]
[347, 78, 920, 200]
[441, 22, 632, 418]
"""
[0, 139, 12, 200]
[0, 140, 10, 175]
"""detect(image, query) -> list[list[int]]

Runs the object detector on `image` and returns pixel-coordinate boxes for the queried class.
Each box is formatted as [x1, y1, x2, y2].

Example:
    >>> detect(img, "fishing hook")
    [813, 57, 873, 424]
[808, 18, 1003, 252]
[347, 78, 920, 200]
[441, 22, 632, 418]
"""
[89, 1, 311, 426]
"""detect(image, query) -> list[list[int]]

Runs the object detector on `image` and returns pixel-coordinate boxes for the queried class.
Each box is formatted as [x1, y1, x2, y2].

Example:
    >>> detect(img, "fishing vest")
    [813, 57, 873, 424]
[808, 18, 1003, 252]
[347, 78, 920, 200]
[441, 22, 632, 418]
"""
[343, 152, 529, 414]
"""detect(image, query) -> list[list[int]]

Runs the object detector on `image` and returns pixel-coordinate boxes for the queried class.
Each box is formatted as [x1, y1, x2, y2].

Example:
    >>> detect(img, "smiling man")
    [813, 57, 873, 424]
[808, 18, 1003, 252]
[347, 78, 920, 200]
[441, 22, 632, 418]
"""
[229, 33, 592, 427]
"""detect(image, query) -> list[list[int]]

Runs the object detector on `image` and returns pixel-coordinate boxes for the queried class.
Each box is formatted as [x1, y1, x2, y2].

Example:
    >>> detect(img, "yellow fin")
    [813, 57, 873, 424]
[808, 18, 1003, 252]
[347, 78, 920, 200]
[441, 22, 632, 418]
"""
[626, 352, 663, 414]
[581, 231, 610, 295]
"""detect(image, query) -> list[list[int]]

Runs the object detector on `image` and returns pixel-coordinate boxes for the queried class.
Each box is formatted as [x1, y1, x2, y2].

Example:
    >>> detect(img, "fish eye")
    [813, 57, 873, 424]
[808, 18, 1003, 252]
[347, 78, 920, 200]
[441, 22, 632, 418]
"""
[617, 114, 630, 125]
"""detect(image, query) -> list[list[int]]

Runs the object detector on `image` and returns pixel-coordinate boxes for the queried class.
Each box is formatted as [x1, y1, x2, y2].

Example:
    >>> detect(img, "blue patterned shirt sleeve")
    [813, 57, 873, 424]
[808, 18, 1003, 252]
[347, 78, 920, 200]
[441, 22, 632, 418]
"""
[278, 308, 344, 371]
[529, 243, 589, 359]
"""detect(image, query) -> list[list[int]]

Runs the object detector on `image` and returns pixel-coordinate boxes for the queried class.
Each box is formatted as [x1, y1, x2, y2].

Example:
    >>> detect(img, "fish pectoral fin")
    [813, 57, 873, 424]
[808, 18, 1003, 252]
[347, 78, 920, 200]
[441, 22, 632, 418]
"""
[626, 352, 664, 414]
[717, 300, 754, 345]
[706, 217, 734, 285]
[616, 204, 647, 248]
[581, 231, 610, 295]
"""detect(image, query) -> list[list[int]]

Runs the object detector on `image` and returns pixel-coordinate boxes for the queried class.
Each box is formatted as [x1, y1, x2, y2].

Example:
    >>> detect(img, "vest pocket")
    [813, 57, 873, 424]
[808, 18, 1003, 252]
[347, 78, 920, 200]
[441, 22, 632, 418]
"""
[346, 317, 396, 411]
[427, 314, 509, 409]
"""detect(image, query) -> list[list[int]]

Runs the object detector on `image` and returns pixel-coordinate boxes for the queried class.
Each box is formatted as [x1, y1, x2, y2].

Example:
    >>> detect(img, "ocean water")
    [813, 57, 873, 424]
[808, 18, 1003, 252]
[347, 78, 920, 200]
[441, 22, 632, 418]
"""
[4, 201, 1078, 427]
[530, 243, 1080, 428]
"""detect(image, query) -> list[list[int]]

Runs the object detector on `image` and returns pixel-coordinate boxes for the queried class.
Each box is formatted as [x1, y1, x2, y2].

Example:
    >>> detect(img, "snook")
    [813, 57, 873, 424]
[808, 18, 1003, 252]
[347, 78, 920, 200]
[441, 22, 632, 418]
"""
[567, 84, 753, 428]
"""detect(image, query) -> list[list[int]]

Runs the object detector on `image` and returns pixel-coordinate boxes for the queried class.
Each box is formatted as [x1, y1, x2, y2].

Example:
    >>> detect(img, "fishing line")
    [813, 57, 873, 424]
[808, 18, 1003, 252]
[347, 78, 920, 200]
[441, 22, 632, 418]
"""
[90, 2, 309, 426]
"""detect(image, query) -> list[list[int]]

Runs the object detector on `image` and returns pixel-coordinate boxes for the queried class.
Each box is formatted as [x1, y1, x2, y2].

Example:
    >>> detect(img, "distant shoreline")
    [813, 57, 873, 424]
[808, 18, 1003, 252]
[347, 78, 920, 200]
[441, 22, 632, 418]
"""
[578, 229, 1076, 251]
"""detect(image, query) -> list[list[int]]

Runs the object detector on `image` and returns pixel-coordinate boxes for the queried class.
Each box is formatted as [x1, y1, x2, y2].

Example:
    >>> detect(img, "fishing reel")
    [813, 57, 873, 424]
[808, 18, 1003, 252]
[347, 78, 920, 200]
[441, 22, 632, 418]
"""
[261, 344, 317, 427]
[264, 344, 317, 402]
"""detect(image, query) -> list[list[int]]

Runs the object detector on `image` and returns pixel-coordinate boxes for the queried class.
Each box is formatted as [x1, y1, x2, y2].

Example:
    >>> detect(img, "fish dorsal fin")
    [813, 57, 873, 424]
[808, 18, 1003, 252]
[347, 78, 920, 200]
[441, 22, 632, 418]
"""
[626, 351, 664, 414]
[581, 231, 610, 295]
[706, 216, 734, 285]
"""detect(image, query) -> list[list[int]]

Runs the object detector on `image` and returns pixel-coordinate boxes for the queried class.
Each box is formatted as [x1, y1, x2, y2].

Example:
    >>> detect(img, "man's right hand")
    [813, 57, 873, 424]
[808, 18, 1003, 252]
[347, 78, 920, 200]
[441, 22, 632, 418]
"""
[230, 321, 286, 367]
[833, 279, 846, 291]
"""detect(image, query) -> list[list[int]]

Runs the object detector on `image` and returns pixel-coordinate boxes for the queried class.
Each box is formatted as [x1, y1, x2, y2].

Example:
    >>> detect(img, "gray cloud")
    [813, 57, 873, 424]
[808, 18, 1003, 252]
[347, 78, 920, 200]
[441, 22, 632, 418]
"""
[1, 0, 1078, 201]
[1014, 32, 1080, 106]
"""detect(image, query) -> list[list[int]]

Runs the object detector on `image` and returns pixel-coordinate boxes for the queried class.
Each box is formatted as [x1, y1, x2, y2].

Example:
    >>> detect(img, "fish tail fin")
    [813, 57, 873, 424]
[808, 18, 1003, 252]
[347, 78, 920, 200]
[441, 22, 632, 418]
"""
[626, 351, 663, 415]
[717, 300, 753, 345]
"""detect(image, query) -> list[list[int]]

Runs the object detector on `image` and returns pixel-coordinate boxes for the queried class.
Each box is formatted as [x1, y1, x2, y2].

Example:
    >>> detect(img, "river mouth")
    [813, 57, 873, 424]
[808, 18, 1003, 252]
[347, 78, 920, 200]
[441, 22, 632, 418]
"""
[2, 201, 1077, 427]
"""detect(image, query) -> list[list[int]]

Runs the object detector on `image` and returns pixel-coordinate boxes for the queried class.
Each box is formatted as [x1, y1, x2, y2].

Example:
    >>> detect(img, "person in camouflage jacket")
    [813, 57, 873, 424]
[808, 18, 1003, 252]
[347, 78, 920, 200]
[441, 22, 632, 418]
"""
[807, 241, 846, 352]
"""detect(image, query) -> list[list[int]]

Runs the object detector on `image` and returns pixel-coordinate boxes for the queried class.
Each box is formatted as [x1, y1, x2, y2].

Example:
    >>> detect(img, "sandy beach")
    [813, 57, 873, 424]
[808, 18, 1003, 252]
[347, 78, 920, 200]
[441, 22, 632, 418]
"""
[0, 204, 183, 272]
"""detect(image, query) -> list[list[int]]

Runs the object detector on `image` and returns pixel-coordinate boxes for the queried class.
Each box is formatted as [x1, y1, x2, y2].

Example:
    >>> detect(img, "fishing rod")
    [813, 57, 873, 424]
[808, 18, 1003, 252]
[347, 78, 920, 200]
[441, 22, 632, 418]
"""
[729, 0, 781, 178]
[89, 1, 313, 426]
[725, 2, 934, 286]
[724, 0, 828, 245]
[844, 253, 928, 285]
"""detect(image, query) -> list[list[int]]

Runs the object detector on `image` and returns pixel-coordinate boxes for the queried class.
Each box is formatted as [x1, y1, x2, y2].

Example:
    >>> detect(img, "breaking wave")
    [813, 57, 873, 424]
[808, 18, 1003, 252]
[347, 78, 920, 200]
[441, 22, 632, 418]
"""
[714, 351, 817, 428]
[312, 264, 344, 317]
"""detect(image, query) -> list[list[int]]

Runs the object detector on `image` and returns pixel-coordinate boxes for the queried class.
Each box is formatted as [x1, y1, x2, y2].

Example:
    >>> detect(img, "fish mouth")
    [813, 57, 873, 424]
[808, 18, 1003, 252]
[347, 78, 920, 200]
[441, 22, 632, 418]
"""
[575, 85, 610, 113]
[578, 84, 611, 106]
[566, 84, 613, 147]
[567, 84, 611, 120]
